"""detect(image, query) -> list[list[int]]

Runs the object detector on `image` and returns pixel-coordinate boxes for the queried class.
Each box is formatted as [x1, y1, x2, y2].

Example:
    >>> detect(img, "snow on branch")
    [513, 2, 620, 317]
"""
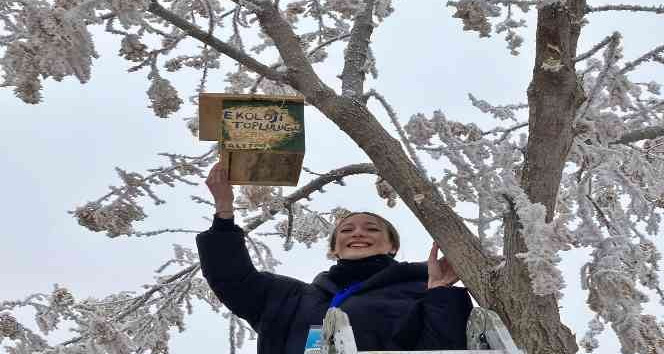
[404, 110, 525, 254]
[147, 67, 183, 118]
[576, 32, 622, 121]
[446, 0, 530, 55]
[500, 181, 571, 298]
[582, 237, 664, 353]
[447, 0, 501, 38]
[564, 133, 664, 351]
[0, 1, 100, 103]
[468, 93, 527, 121]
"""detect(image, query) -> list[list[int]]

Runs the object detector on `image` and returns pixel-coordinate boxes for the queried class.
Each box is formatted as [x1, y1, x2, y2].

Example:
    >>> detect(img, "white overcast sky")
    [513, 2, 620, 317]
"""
[1, 1, 663, 353]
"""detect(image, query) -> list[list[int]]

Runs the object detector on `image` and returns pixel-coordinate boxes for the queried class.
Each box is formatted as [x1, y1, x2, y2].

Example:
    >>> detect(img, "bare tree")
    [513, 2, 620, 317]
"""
[1, 0, 663, 353]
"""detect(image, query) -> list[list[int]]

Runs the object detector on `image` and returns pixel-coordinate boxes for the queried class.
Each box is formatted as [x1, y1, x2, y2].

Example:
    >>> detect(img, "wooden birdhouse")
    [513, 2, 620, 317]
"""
[199, 93, 305, 186]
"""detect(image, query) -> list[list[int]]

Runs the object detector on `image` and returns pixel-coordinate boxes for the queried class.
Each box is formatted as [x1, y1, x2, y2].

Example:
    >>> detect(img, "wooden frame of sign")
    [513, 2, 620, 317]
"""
[199, 93, 305, 186]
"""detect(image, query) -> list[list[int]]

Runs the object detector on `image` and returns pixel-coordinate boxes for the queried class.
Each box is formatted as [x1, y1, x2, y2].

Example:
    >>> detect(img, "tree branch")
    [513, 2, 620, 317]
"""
[585, 4, 664, 14]
[147, 0, 286, 82]
[340, 0, 375, 98]
[251, 2, 326, 94]
[576, 33, 622, 121]
[242, 163, 379, 232]
[574, 32, 620, 63]
[619, 43, 664, 74]
[309, 34, 352, 57]
[113, 264, 200, 322]
[610, 126, 664, 145]
[249, 34, 351, 94]
[365, 89, 427, 176]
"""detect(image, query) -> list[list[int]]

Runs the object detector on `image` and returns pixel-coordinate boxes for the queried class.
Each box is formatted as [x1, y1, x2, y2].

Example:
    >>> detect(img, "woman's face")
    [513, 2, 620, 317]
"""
[332, 214, 396, 260]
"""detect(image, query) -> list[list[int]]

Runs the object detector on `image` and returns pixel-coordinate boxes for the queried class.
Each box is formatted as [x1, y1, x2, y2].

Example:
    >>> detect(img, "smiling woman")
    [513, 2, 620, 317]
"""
[196, 161, 472, 354]
[330, 212, 399, 259]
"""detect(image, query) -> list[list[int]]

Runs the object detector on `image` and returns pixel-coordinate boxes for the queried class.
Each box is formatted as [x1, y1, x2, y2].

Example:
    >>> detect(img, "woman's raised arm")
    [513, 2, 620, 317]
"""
[196, 162, 304, 331]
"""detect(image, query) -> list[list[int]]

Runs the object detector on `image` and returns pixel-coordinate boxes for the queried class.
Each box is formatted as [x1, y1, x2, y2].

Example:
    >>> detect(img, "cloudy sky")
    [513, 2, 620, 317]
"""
[1, 1, 663, 353]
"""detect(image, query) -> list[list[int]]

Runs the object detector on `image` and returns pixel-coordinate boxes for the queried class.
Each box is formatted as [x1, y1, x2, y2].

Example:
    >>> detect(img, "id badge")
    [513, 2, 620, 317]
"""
[303, 325, 322, 354]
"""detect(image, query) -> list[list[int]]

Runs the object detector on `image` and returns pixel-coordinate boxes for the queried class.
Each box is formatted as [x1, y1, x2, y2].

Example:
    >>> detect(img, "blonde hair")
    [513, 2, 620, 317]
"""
[329, 212, 400, 257]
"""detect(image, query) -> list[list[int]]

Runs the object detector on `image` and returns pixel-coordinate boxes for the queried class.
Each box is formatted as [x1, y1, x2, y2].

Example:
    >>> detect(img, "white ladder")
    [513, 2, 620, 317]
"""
[319, 307, 524, 354]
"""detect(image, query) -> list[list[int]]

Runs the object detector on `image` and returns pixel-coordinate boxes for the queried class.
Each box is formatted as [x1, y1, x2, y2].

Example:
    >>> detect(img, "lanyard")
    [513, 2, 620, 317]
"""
[330, 282, 363, 308]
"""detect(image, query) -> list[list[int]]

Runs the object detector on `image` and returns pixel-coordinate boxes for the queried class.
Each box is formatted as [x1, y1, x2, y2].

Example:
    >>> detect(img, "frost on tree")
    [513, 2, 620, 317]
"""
[2, 0, 664, 354]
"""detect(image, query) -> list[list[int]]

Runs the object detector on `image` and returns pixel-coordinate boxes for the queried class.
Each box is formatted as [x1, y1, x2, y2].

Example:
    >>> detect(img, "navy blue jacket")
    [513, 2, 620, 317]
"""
[196, 217, 473, 354]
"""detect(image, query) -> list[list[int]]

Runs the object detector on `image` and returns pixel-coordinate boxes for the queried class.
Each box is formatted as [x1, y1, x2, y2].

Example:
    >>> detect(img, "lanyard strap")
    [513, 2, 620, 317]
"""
[330, 282, 363, 308]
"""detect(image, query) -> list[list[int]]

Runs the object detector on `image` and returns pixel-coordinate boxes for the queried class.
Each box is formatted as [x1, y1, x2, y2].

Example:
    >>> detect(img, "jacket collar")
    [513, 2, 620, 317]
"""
[312, 261, 427, 295]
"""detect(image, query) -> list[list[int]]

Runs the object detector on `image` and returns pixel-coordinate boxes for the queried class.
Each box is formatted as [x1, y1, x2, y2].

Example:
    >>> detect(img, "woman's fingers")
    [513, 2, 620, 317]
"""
[206, 162, 233, 198]
[439, 258, 460, 286]
[428, 242, 438, 263]
[206, 162, 228, 184]
[428, 243, 443, 278]
[427, 242, 460, 288]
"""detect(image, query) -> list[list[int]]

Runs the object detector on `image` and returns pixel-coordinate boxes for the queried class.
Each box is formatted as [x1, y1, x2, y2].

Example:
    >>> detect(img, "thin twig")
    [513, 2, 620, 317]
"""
[575, 33, 618, 62]
[89, 146, 216, 205]
[620, 43, 664, 74]
[242, 163, 378, 232]
[576, 33, 622, 121]
[309, 34, 351, 57]
[365, 89, 427, 176]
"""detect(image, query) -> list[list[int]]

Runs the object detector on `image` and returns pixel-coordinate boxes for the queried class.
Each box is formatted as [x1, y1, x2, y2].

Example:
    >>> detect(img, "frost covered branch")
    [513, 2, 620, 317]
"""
[147, 0, 286, 82]
[0, 255, 223, 354]
[620, 43, 664, 74]
[468, 93, 528, 121]
[585, 4, 664, 14]
[575, 32, 621, 63]
[576, 32, 622, 121]
[365, 89, 427, 175]
[70, 146, 218, 237]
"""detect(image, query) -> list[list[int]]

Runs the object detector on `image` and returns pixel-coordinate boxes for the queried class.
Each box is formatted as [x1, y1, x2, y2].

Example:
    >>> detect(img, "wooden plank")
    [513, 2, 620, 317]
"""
[224, 150, 303, 186]
[199, 93, 221, 141]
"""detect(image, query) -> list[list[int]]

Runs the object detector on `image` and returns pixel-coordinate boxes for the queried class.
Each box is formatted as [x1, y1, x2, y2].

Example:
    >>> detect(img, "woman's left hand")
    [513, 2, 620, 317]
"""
[427, 242, 460, 289]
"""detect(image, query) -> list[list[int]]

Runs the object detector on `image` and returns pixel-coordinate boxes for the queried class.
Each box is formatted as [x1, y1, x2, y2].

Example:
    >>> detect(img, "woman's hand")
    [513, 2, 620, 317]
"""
[205, 161, 235, 218]
[427, 242, 459, 289]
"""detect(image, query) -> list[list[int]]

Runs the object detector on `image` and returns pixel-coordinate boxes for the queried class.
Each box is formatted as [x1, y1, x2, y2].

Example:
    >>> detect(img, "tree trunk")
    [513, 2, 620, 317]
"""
[495, 1, 587, 353]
